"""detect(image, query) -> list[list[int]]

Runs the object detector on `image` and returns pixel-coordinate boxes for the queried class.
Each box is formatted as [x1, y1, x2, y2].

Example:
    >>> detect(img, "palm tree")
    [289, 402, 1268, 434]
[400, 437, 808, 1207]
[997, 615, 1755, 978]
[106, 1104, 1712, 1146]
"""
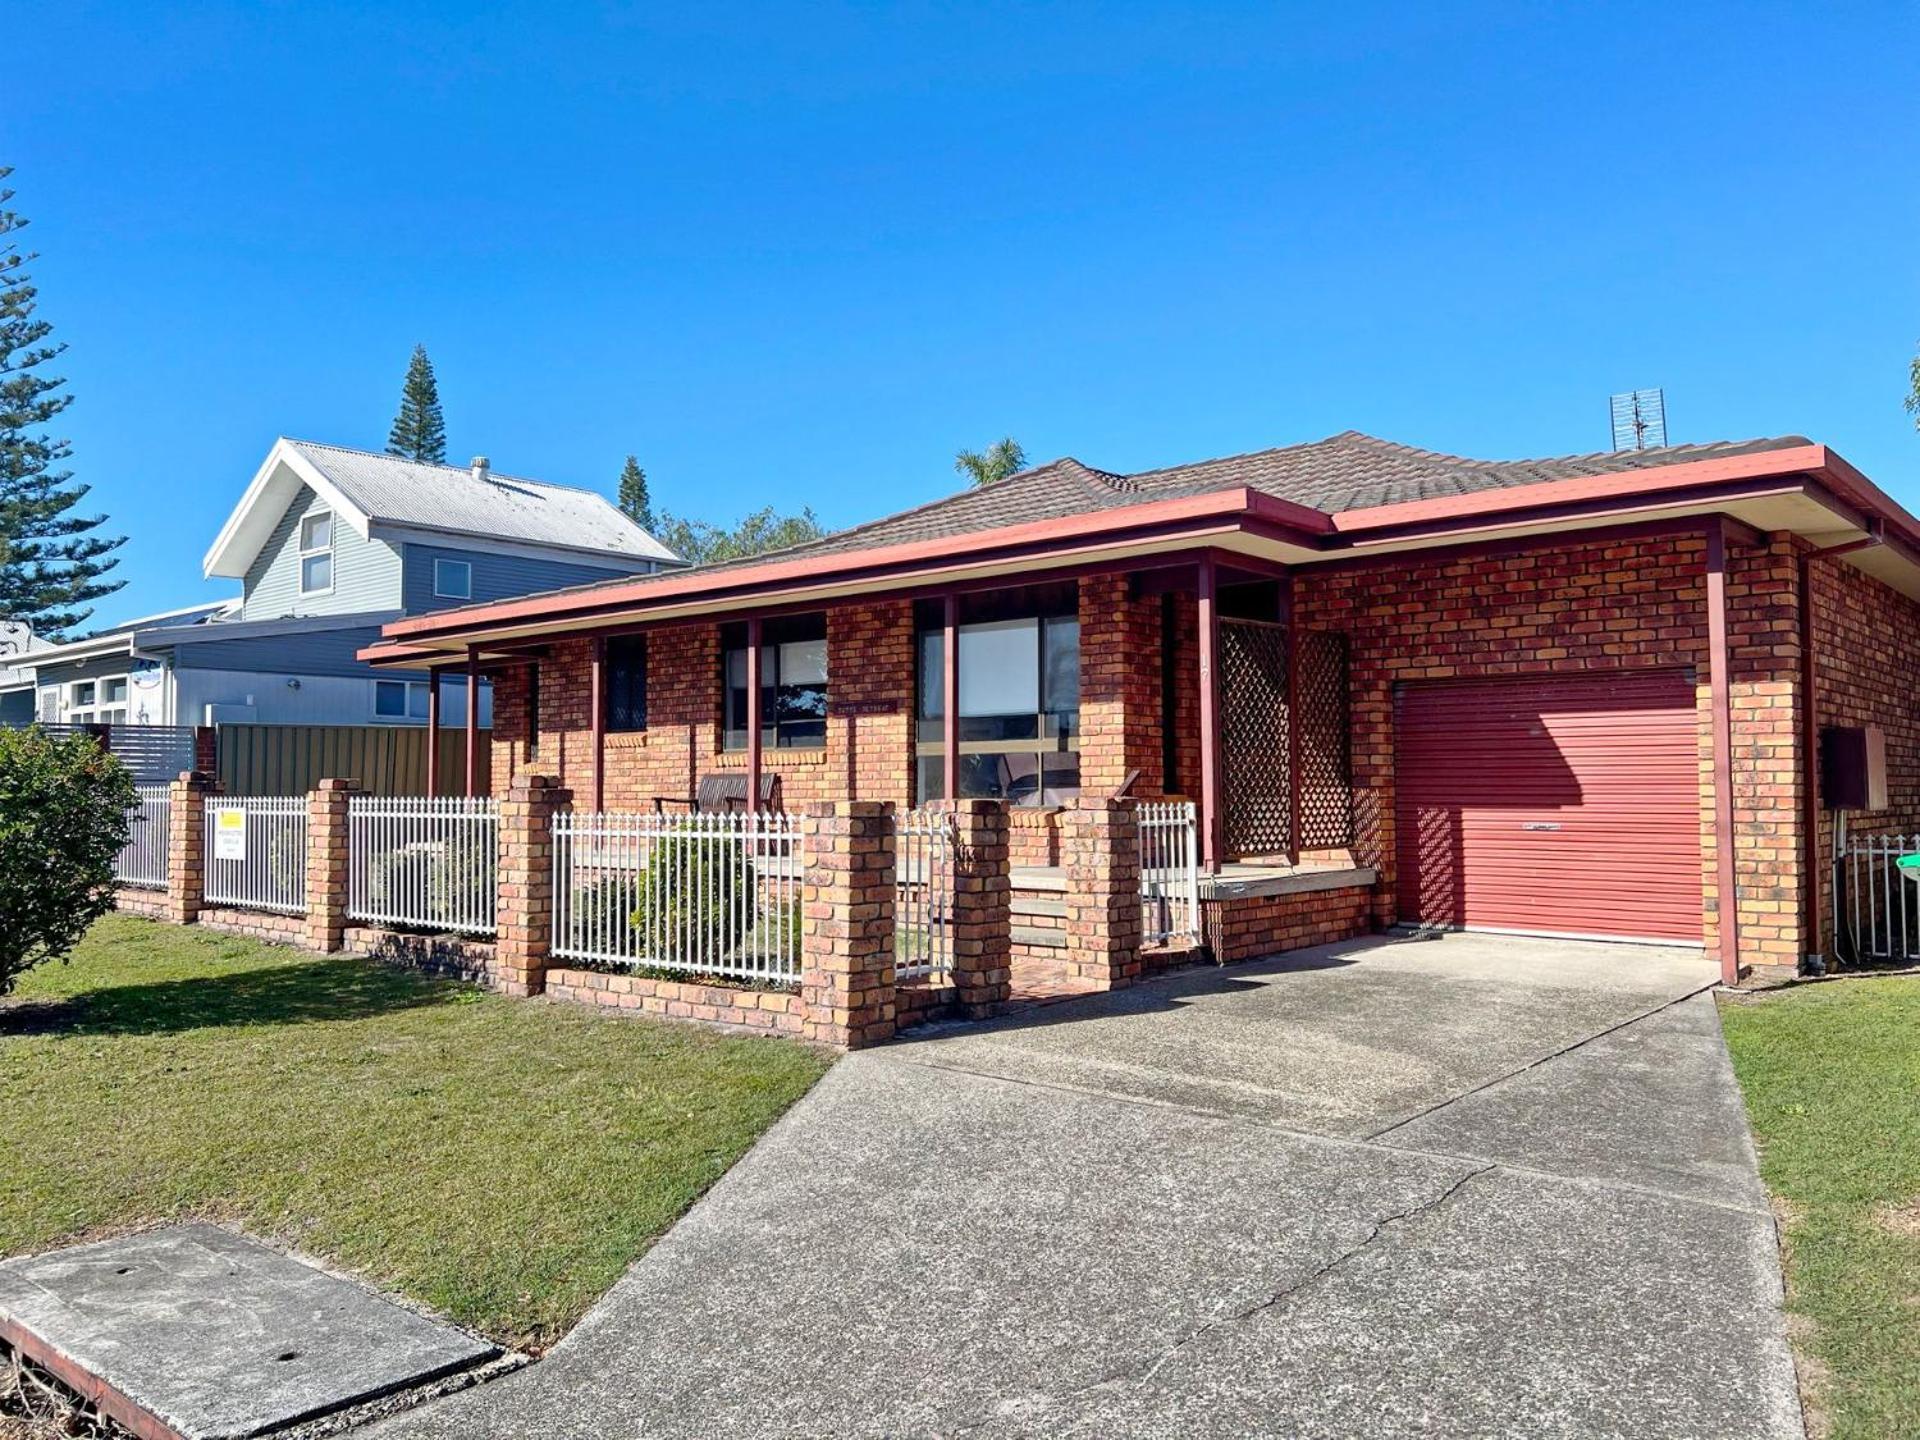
[954, 437, 1027, 486]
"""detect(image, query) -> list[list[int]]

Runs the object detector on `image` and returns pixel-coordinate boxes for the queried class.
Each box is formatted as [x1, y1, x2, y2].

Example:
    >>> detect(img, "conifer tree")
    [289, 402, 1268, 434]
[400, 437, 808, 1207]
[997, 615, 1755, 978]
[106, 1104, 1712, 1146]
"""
[617, 454, 654, 530]
[0, 169, 124, 638]
[386, 344, 447, 463]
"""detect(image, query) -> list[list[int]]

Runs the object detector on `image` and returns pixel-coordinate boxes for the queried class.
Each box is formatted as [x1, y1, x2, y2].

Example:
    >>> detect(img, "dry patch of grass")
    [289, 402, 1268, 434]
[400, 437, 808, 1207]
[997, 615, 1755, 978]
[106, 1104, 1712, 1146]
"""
[1, 915, 831, 1351]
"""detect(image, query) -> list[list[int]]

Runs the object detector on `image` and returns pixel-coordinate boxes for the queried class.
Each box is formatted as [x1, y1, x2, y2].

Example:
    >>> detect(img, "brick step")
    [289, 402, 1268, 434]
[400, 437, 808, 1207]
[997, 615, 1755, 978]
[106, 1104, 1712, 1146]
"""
[1010, 896, 1068, 920]
[1011, 924, 1066, 949]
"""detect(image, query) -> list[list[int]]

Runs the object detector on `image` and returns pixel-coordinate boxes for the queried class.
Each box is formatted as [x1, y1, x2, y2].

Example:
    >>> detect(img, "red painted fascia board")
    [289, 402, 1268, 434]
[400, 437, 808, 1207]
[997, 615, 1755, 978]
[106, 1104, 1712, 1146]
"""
[381, 487, 1329, 643]
[1327, 445, 1832, 536]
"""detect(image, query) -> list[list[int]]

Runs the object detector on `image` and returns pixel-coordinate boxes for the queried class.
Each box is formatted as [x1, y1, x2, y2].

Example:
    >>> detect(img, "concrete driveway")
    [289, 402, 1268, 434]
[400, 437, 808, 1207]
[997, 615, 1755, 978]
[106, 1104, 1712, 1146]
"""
[371, 933, 1801, 1439]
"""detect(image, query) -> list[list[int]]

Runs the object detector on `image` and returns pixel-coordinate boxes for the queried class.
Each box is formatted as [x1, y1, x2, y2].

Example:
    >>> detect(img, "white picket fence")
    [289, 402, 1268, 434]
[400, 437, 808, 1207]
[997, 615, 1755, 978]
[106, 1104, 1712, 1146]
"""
[204, 796, 308, 913]
[552, 811, 806, 983]
[896, 807, 957, 983]
[1846, 833, 1920, 964]
[115, 784, 172, 889]
[1140, 800, 1202, 946]
[348, 796, 498, 935]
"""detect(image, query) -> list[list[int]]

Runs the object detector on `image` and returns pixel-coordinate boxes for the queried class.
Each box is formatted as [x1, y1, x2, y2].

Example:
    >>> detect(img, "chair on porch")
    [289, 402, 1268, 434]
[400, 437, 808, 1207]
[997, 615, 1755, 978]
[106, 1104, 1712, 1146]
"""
[650, 772, 784, 815]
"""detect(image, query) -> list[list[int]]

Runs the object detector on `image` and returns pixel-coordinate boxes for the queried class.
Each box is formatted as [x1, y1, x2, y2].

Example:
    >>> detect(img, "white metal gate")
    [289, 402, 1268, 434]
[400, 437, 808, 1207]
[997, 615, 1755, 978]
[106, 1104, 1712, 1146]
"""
[1845, 833, 1920, 964]
[896, 808, 956, 983]
[204, 796, 308, 913]
[1140, 800, 1201, 946]
[115, 785, 172, 889]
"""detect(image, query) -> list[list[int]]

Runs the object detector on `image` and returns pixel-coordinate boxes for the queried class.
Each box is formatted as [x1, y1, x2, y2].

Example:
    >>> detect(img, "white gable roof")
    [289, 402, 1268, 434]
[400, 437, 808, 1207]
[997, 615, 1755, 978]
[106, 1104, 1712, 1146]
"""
[203, 438, 682, 578]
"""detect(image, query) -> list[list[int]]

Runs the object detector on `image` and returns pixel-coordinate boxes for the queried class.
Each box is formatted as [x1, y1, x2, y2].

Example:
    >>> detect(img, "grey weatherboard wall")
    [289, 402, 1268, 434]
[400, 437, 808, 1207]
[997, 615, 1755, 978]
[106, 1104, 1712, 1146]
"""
[398, 541, 642, 615]
[241, 483, 402, 620]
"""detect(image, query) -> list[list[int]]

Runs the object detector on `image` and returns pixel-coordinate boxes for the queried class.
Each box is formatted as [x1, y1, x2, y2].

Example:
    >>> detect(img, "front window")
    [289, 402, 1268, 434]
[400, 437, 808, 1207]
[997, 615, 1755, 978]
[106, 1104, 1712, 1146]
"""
[299, 510, 334, 594]
[66, 675, 133, 725]
[433, 558, 472, 599]
[915, 586, 1080, 805]
[604, 636, 648, 732]
[374, 679, 431, 720]
[722, 613, 827, 750]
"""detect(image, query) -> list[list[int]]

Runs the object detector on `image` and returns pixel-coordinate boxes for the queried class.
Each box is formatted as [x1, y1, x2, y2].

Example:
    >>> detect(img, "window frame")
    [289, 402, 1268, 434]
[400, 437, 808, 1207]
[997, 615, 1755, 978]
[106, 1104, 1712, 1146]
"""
[298, 509, 335, 596]
[603, 635, 648, 734]
[915, 599, 1081, 807]
[721, 613, 829, 751]
[432, 557, 473, 600]
[373, 679, 432, 722]
[67, 673, 132, 726]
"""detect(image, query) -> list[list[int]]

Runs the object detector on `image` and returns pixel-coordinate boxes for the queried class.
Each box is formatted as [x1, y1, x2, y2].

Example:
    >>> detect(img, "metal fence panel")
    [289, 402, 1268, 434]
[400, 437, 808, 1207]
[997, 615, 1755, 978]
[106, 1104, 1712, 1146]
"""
[553, 811, 805, 983]
[114, 784, 172, 889]
[896, 808, 955, 983]
[347, 796, 498, 934]
[1140, 800, 1201, 946]
[1847, 833, 1920, 964]
[204, 796, 308, 913]
[216, 724, 492, 798]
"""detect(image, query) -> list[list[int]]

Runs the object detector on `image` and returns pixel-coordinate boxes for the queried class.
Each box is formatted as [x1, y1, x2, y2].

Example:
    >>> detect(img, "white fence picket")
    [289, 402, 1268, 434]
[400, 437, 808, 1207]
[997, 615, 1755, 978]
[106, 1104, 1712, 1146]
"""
[347, 796, 499, 935]
[114, 784, 172, 889]
[896, 808, 956, 983]
[552, 811, 804, 983]
[1139, 800, 1201, 946]
[204, 796, 308, 913]
[1847, 832, 1920, 964]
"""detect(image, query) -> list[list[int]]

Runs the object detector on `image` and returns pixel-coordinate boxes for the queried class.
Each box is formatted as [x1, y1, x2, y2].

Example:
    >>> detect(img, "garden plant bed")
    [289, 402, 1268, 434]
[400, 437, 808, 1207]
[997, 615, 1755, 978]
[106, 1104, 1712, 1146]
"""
[0, 915, 831, 1352]
[1720, 977, 1920, 1439]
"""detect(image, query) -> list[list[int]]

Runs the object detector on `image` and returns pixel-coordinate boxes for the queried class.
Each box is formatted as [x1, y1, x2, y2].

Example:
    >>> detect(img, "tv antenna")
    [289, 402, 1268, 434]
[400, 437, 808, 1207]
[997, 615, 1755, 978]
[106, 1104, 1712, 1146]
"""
[1609, 388, 1667, 451]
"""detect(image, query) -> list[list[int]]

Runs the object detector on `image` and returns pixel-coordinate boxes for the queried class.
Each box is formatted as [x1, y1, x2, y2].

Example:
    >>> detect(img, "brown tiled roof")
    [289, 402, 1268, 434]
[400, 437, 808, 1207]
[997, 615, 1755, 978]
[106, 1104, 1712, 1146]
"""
[450, 430, 1815, 612]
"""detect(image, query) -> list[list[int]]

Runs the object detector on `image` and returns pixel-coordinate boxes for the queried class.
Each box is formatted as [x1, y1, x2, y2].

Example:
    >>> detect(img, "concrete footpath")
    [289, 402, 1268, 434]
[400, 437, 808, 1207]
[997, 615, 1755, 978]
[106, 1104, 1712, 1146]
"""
[369, 933, 1803, 1439]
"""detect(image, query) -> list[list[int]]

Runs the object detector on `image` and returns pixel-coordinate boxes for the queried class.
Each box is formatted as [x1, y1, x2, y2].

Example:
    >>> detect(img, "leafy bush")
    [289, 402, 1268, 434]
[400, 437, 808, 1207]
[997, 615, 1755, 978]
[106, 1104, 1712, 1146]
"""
[366, 831, 495, 931]
[0, 727, 136, 995]
[632, 832, 757, 959]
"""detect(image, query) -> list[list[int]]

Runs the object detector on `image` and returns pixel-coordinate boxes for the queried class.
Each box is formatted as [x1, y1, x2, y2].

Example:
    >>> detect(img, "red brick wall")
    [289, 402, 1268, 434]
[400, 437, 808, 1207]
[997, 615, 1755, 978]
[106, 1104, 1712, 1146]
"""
[1201, 883, 1372, 963]
[544, 967, 806, 1038]
[1810, 556, 1920, 956]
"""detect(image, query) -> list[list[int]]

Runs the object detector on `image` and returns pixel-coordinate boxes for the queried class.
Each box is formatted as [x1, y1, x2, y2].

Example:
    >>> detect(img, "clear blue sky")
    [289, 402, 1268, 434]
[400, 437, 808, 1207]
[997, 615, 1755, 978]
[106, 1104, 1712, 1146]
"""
[10, 2, 1919, 625]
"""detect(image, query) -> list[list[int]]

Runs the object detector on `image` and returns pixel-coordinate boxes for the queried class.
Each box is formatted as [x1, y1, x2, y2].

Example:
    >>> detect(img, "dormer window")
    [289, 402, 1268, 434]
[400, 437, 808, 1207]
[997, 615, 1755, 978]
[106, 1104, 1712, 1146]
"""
[433, 558, 473, 600]
[298, 511, 334, 594]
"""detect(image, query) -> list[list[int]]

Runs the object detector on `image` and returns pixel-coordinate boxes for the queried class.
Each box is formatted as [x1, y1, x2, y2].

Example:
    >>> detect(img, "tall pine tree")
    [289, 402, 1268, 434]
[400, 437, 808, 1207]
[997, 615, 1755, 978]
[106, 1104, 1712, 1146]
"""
[617, 454, 654, 530]
[386, 344, 447, 463]
[0, 169, 124, 639]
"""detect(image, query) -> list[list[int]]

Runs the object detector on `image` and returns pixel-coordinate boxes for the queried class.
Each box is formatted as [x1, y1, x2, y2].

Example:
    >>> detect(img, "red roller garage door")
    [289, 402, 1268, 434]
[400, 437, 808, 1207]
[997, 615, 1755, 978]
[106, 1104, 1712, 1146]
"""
[1395, 671, 1703, 944]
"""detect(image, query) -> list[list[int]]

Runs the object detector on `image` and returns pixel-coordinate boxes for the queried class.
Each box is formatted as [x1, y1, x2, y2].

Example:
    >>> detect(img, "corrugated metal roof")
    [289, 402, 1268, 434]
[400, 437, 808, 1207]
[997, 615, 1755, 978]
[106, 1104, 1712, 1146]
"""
[284, 441, 681, 563]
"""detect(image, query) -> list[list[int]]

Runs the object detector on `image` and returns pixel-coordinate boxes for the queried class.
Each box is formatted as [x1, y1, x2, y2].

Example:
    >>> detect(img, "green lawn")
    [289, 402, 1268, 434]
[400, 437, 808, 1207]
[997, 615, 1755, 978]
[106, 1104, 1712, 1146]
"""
[1720, 978, 1920, 1439]
[0, 915, 831, 1352]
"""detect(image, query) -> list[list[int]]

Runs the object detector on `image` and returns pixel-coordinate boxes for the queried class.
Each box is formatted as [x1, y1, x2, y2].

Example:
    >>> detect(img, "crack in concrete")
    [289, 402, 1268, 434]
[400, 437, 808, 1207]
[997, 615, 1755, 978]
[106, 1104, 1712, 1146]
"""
[1359, 983, 1716, 1143]
[948, 1162, 1497, 1437]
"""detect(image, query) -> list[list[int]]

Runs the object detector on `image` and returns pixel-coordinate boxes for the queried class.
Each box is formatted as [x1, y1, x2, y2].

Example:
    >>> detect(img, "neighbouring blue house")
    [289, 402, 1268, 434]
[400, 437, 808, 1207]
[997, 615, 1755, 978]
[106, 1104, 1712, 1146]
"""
[17, 439, 680, 729]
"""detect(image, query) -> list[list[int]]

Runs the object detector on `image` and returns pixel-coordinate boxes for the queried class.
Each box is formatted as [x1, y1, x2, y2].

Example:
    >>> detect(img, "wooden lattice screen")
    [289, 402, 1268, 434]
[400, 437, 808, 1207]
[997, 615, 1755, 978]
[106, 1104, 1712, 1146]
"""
[1220, 620, 1292, 855]
[1217, 622, 1352, 857]
[1295, 630, 1353, 850]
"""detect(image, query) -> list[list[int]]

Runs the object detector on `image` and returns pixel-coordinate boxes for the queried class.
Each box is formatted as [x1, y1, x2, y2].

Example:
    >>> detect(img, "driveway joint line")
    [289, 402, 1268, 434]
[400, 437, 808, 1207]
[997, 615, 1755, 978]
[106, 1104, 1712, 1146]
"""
[866, 1049, 1771, 1217]
[1358, 981, 1717, 1143]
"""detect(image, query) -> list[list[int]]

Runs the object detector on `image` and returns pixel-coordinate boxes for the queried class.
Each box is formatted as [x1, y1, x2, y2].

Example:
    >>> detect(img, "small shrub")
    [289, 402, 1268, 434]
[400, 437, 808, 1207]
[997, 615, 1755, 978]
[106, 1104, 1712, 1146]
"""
[0, 727, 136, 995]
[632, 832, 757, 960]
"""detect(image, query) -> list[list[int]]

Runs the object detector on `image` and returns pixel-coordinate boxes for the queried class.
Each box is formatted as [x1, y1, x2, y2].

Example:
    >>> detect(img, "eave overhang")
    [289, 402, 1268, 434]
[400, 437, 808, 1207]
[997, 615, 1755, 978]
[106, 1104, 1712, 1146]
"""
[362, 443, 1920, 667]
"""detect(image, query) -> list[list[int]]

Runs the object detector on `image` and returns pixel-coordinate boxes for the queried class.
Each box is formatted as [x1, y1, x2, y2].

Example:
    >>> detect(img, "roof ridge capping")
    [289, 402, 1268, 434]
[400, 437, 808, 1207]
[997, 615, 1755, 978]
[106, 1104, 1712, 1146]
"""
[282, 437, 609, 498]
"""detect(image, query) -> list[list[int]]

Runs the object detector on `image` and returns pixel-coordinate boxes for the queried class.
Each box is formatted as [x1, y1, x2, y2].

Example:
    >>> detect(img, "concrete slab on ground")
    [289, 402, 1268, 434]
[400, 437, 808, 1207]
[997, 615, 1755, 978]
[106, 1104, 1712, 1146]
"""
[899, 932, 1719, 1138]
[0, 1224, 497, 1440]
[367, 932, 1795, 1439]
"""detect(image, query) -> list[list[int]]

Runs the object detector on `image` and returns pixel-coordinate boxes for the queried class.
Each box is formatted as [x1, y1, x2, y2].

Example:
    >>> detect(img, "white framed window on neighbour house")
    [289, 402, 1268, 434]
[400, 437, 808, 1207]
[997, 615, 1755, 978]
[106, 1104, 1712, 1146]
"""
[432, 558, 473, 599]
[373, 679, 433, 722]
[298, 510, 334, 594]
[67, 675, 131, 725]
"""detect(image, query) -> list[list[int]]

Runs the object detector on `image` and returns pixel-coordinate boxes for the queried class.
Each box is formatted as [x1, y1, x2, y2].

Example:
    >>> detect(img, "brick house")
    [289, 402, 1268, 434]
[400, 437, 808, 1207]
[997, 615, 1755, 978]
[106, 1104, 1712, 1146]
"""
[363, 430, 1920, 986]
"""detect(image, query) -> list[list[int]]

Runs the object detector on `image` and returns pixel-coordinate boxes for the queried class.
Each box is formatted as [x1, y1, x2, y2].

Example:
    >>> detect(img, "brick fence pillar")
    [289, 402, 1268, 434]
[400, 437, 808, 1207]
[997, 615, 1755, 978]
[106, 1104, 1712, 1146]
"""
[802, 800, 897, 1049]
[940, 798, 1012, 1017]
[304, 779, 357, 953]
[164, 771, 213, 925]
[1061, 797, 1143, 990]
[497, 774, 571, 997]
[193, 725, 218, 776]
